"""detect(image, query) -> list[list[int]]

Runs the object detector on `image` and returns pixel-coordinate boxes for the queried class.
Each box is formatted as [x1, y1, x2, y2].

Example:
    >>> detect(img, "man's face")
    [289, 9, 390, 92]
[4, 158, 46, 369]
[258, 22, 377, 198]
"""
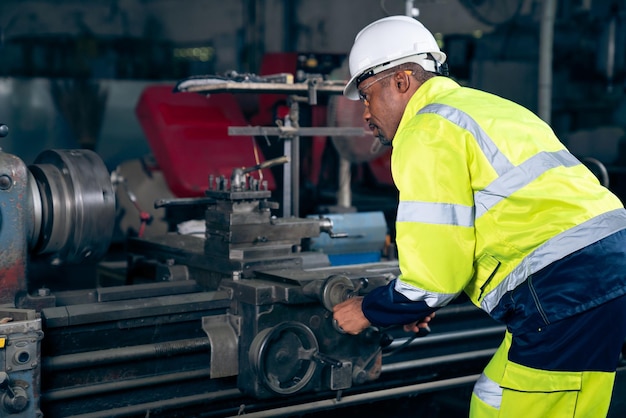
[357, 71, 404, 146]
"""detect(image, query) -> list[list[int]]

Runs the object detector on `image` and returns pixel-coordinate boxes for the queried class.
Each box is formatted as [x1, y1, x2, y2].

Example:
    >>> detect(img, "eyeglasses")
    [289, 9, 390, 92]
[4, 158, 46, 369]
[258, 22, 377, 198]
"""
[357, 73, 394, 104]
[357, 70, 414, 105]
[357, 72, 395, 105]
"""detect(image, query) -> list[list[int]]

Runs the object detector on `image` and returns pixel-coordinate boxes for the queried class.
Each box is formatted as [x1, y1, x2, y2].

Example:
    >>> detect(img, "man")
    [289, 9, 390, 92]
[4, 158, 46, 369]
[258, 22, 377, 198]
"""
[333, 15, 626, 418]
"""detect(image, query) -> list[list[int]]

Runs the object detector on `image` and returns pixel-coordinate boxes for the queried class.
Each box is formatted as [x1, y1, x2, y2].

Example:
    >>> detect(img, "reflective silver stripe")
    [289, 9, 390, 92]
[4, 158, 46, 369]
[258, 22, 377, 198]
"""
[473, 372, 502, 409]
[481, 209, 626, 313]
[418, 103, 514, 176]
[397, 201, 474, 227]
[475, 150, 582, 218]
[394, 279, 459, 307]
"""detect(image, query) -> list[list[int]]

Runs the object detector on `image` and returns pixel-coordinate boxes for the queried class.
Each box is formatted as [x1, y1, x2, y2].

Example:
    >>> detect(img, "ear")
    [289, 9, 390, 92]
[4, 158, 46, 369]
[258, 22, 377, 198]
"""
[393, 70, 412, 94]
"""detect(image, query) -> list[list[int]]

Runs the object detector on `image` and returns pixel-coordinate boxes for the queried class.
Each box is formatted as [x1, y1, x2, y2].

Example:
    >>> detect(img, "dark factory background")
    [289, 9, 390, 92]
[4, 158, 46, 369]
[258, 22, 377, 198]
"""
[3, 1, 625, 174]
[1, 1, 626, 417]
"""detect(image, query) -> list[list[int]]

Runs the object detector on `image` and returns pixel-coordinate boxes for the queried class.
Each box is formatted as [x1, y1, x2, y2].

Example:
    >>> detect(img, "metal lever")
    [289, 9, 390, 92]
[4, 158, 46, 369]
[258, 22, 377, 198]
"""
[230, 155, 289, 191]
[240, 155, 289, 174]
[154, 197, 216, 209]
[312, 351, 343, 368]
[317, 216, 362, 239]
[382, 325, 432, 358]
[0, 372, 29, 413]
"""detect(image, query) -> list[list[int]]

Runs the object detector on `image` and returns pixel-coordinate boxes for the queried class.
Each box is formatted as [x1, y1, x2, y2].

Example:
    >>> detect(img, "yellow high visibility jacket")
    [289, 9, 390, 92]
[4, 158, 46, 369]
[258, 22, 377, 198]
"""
[392, 76, 626, 314]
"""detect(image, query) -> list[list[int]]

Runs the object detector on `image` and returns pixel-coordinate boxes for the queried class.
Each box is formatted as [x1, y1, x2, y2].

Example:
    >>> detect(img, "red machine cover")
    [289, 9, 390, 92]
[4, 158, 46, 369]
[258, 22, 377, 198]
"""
[135, 85, 275, 197]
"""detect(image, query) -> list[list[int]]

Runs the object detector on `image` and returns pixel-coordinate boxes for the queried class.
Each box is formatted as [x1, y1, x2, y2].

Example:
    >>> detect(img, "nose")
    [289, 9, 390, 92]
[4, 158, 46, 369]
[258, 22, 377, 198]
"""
[362, 105, 371, 123]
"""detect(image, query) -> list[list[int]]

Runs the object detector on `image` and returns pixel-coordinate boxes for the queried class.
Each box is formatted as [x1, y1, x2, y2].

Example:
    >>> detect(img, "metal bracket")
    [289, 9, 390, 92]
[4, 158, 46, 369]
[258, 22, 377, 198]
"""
[202, 314, 241, 378]
[228, 126, 366, 139]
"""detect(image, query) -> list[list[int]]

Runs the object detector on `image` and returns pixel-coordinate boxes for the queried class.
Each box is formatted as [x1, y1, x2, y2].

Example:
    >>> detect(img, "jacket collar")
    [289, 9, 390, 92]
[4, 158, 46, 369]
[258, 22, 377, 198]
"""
[397, 76, 461, 133]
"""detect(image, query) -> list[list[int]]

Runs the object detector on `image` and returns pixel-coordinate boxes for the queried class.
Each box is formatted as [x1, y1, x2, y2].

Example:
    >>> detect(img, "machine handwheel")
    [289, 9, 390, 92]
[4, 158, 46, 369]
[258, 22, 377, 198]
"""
[321, 275, 355, 311]
[249, 322, 319, 395]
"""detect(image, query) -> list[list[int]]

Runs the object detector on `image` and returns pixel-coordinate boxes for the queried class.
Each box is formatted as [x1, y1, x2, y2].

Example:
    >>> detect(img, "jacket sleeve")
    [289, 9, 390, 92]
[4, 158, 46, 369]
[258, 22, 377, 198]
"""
[390, 115, 476, 307]
[362, 279, 437, 327]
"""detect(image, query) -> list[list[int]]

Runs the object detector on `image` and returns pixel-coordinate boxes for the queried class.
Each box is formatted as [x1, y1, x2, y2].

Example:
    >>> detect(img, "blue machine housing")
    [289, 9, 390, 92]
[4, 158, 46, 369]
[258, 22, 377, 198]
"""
[307, 212, 388, 265]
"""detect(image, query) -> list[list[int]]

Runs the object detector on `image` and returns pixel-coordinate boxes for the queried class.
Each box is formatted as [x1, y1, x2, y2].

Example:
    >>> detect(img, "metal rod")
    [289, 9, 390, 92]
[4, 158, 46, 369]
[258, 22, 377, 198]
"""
[228, 126, 366, 137]
[43, 337, 210, 371]
[154, 197, 216, 209]
[290, 98, 300, 217]
[241, 155, 289, 174]
[337, 157, 352, 207]
[283, 137, 292, 217]
[225, 374, 481, 417]
[382, 348, 497, 374]
[175, 80, 345, 95]
[292, 133, 300, 217]
[385, 325, 505, 351]
[42, 368, 213, 402]
[63, 388, 243, 418]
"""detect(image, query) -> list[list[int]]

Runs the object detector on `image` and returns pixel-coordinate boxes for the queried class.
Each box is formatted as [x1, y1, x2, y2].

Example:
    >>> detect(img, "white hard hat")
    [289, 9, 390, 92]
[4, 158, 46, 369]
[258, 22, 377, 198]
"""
[344, 15, 447, 100]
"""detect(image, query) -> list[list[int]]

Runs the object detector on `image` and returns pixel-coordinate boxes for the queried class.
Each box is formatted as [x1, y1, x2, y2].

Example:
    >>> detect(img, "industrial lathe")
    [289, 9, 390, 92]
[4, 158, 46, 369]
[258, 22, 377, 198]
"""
[0, 131, 508, 417]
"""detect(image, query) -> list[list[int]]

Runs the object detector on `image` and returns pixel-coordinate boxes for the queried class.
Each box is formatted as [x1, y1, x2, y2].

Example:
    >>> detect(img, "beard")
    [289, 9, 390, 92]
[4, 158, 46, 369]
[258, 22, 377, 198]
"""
[376, 132, 392, 146]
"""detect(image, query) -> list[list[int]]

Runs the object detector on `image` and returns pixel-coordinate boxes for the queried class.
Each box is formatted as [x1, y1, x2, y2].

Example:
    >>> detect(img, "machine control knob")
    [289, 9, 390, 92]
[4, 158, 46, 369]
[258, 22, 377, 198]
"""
[0, 372, 29, 413]
[321, 275, 355, 311]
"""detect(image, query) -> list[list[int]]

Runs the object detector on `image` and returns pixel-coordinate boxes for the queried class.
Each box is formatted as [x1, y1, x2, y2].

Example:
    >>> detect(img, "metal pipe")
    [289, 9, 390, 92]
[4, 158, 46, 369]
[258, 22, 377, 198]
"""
[223, 374, 481, 417]
[382, 348, 497, 373]
[283, 136, 292, 217]
[43, 337, 210, 371]
[292, 133, 300, 216]
[538, 0, 557, 123]
[290, 100, 300, 217]
[43, 342, 499, 416]
[42, 368, 213, 402]
[337, 158, 352, 207]
[385, 325, 505, 351]
[63, 388, 243, 418]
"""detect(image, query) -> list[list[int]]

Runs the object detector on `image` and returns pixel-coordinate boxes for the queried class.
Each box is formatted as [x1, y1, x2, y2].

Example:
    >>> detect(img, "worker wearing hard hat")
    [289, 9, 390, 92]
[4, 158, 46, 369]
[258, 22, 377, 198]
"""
[333, 15, 626, 418]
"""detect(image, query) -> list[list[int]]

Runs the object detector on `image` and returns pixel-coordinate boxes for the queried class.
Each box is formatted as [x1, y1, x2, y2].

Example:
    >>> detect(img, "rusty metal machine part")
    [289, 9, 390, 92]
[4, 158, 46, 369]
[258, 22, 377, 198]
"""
[0, 151, 31, 304]
[1, 147, 113, 304]
[0, 310, 43, 418]
[0, 144, 115, 417]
